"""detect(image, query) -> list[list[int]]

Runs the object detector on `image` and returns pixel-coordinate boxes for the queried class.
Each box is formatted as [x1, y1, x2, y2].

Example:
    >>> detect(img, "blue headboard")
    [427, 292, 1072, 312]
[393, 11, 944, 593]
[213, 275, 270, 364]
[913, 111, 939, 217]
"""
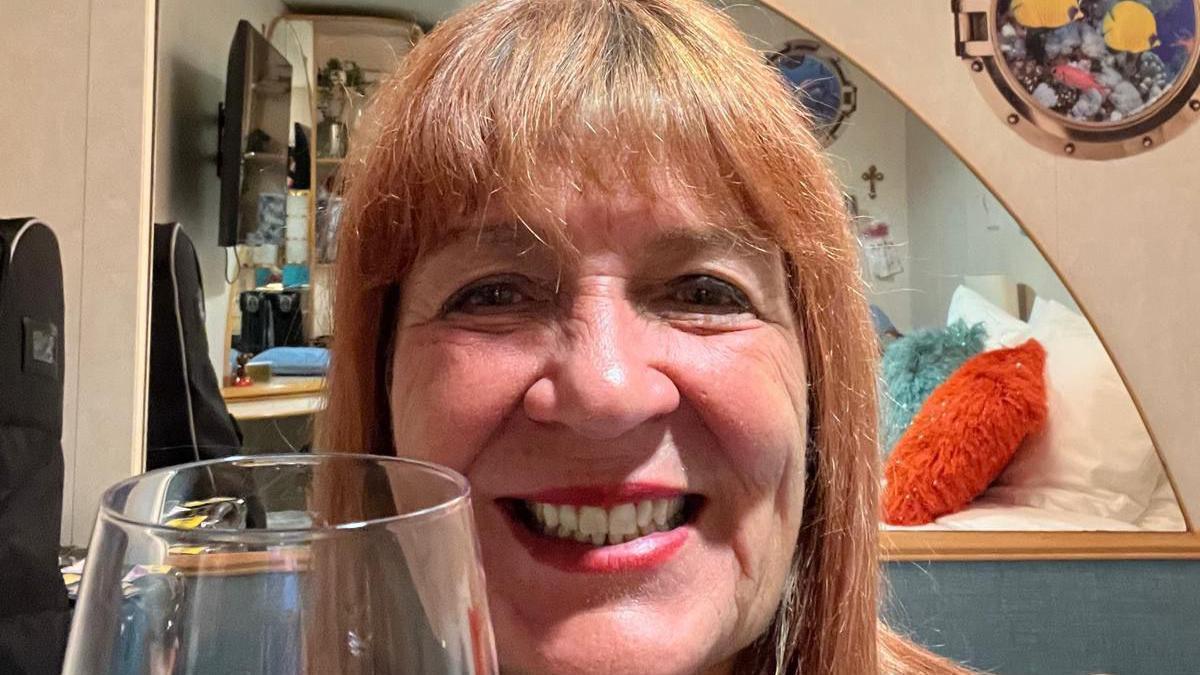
[884, 560, 1200, 674]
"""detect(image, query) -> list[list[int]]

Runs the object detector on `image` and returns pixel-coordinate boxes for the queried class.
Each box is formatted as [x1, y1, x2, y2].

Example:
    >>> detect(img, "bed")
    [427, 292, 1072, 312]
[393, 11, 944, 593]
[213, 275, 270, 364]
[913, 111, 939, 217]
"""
[879, 277, 1187, 532]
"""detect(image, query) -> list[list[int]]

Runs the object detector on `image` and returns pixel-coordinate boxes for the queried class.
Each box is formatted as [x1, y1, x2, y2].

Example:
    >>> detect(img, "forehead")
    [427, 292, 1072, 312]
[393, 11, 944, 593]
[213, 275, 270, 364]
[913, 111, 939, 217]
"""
[428, 185, 770, 261]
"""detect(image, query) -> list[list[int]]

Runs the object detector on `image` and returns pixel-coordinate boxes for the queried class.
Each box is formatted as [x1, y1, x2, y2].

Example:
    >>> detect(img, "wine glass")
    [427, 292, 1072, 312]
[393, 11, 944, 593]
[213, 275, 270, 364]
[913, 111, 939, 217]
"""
[63, 453, 497, 674]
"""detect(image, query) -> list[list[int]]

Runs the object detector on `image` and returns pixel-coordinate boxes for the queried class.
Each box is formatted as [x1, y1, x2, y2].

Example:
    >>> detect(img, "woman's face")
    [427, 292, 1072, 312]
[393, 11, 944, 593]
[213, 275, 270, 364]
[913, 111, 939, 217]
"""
[390, 190, 809, 675]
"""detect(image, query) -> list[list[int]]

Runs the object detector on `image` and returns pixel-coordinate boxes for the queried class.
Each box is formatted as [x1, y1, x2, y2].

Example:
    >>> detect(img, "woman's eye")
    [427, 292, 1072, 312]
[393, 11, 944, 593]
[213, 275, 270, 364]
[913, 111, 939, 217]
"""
[666, 275, 753, 314]
[443, 277, 538, 315]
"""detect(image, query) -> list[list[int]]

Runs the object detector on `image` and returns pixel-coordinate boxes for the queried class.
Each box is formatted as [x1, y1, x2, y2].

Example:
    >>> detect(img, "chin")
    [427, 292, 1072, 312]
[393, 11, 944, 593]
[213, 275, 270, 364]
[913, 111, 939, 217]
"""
[493, 599, 730, 675]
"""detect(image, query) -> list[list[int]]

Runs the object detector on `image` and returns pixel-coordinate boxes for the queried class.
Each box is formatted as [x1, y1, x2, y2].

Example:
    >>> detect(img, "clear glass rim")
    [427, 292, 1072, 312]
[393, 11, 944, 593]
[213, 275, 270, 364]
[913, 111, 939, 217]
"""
[100, 452, 471, 536]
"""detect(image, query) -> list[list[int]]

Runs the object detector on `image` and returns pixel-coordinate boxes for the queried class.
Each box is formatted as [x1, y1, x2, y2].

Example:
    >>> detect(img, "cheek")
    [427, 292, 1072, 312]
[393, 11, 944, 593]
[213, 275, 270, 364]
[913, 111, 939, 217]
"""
[389, 328, 543, 472]
[668, 328, 808, 491]
[665, 329, 808, 623]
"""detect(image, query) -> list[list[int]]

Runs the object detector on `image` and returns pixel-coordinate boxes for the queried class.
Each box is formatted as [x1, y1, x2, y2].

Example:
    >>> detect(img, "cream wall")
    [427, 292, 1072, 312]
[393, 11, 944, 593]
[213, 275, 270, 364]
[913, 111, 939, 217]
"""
[904, 112, 1078, 327]
[831, 71, 913, 333]
[762, 0, 1200, 520]
[1, 0, 154, 544]
[154, 0, 287, 378]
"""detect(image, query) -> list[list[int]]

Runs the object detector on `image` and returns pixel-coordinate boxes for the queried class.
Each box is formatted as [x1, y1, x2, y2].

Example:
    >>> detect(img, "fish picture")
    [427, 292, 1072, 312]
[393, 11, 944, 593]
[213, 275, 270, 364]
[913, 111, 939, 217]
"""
[1012, 0, 1085, 28]
[1103, 1, 1162, 51]
[996, 0, 1196, 124]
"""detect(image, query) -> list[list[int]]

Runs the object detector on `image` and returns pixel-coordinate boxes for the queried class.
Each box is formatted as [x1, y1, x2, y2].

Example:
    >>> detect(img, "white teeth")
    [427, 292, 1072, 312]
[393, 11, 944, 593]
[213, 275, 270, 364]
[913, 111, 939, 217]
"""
[525, 497, 688, 547]
[607, 504, 638, 545]
[636, 500, 653, 529]
[578, 506, 608, 540]
[652, 499, 670, 527]
[558, 505, 577, 532]
[541, 503, 559, 530]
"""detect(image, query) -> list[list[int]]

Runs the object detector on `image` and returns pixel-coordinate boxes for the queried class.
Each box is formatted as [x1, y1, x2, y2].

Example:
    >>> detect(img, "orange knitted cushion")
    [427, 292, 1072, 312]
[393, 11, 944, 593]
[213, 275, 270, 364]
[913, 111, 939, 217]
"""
[882, 339, 1048, 526]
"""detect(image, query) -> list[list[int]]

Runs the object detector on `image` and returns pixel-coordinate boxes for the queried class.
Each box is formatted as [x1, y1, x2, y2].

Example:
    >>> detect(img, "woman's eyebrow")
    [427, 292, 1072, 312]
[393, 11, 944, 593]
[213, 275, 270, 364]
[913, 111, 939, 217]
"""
[639, 226, 770, 262]
[425, 221, 770, 264]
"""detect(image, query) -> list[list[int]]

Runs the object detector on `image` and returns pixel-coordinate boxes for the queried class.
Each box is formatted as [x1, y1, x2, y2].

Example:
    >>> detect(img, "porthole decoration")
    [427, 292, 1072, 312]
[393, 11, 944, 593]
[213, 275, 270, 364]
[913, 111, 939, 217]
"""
[953, 0, 1200, 158]
[769, 39, 858, 147]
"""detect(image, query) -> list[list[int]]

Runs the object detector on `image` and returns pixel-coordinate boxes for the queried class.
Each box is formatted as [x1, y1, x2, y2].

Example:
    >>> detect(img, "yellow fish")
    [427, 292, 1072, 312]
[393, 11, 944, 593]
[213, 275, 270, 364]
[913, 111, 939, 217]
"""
[1011, 0, 1083, 29]
[1103, 1, 1162, 53]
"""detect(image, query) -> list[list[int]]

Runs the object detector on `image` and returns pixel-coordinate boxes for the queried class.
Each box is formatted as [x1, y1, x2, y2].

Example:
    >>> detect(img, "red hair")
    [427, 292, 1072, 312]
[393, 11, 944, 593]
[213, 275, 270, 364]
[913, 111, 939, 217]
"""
[318, 1, 964, 672]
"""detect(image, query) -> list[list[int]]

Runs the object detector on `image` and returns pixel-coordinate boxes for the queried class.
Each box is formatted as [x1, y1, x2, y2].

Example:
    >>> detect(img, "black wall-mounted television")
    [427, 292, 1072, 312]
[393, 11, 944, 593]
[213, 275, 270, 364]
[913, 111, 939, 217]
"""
[217, 21, 292, 247]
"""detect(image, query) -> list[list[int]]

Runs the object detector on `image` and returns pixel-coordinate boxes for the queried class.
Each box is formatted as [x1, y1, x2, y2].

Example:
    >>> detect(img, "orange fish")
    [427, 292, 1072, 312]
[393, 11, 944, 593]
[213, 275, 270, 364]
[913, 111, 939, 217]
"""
[1174, 35, 1196, 51]
[1052, 64, 1110, 95]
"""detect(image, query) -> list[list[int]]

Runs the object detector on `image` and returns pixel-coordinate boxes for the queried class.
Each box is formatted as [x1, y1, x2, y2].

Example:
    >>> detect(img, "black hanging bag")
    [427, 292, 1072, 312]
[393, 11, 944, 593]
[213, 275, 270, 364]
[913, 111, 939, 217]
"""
[0, 217, 70, 674]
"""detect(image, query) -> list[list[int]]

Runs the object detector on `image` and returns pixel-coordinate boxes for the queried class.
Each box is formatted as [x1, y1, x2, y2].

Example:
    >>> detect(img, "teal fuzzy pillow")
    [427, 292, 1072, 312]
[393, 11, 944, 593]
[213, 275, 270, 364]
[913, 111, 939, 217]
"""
[880, 320, 986, 454]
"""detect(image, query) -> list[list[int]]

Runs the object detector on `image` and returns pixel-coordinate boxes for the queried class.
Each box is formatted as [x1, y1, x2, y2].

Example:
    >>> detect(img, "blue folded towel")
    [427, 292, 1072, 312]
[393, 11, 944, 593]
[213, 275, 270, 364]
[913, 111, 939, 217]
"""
[248, 347, 330, 376]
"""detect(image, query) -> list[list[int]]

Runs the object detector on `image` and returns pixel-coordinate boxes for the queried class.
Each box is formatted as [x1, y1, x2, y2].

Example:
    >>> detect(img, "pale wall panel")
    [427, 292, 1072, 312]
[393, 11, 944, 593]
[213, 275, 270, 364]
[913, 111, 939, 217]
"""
[0, 0, 92, 544]
[71, 0, 155, 544]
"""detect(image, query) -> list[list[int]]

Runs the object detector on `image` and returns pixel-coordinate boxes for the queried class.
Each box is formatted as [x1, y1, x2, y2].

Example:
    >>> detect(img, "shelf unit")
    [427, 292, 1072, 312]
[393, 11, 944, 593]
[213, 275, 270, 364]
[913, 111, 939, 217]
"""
[219, 14, 421, 386]
[274, 13, 420, 345]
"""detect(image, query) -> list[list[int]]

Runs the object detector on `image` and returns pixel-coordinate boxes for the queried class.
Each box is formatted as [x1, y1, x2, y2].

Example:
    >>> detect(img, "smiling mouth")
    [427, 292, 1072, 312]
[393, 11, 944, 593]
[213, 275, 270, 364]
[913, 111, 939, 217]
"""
[502, 495, 704, 547]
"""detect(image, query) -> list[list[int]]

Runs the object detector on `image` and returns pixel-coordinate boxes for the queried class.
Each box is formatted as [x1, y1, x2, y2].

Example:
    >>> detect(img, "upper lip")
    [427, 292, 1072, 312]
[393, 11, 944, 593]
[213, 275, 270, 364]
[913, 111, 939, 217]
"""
[504, 482, 692, 508]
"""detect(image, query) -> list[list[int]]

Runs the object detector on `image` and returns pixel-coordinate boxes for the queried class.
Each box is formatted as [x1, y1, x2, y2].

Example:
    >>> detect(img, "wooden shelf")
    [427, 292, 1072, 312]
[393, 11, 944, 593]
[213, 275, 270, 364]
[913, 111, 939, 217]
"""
[222, 376, 326, 421]
[882, 530, 1200, 561]
[222, 375, 324, 401]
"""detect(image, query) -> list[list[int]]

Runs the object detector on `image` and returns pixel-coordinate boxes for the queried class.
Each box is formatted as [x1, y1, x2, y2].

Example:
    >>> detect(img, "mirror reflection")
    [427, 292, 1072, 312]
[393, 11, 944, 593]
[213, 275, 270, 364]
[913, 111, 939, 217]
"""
[732, 4, 1184, 532]
[150, 1, 1185, 534]
[151, 9, 419, 464]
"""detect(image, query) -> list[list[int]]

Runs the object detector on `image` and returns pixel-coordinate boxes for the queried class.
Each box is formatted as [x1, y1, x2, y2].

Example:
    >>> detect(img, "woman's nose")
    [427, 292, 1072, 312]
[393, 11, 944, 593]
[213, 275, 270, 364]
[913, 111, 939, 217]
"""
[523, 297, 680, 439]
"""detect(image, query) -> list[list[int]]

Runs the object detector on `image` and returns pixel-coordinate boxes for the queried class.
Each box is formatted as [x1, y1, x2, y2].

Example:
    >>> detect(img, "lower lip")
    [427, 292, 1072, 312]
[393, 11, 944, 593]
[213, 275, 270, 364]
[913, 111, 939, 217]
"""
[504, 508, 690, 573]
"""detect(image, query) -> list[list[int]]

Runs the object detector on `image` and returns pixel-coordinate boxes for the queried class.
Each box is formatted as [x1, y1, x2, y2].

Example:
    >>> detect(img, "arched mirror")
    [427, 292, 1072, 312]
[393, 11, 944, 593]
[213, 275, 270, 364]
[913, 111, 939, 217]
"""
[725, 3, 1189, 544]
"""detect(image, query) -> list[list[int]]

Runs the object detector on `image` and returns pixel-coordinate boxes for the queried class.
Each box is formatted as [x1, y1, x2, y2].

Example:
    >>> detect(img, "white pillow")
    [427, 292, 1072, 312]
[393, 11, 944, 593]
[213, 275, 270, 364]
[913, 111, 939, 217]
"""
[994, 298, 1160, 522]
[945, 285, 1030, 350]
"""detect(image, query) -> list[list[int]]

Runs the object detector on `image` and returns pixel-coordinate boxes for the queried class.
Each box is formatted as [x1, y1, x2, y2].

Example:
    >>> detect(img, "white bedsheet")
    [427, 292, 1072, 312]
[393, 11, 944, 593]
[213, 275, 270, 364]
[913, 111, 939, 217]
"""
[883, 476, 1186, 532]
[1134, 475, 1188, 531]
